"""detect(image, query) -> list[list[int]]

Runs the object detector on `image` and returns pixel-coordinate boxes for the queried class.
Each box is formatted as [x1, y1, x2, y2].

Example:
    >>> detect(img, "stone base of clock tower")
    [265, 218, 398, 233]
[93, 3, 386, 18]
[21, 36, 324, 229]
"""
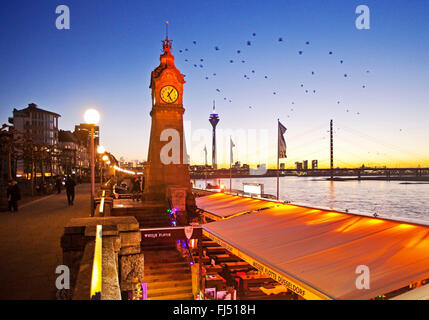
[143, 162, 196, 226]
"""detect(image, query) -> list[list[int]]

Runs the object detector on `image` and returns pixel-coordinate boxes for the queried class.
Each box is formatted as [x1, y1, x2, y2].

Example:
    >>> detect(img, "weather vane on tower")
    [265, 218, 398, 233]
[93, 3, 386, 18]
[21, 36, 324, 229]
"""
[163, 21, 172, 50]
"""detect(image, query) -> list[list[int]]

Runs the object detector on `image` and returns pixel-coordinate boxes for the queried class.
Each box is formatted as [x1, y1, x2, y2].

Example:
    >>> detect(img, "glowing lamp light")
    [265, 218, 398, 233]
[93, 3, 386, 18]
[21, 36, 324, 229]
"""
[84, 108, 100, 125]
[97, 145, 105, 154]
[102, 155, 109, 161]
[106, 161, 111, 165]
[112, 165, 136, 175]
[172, 220, 177, 226]
[220, 184, 226, 192]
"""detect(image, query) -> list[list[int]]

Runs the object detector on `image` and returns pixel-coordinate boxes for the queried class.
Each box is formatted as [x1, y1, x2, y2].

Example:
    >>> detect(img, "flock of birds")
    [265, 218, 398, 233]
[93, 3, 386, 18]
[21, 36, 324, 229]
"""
[172, 32, 374, 120]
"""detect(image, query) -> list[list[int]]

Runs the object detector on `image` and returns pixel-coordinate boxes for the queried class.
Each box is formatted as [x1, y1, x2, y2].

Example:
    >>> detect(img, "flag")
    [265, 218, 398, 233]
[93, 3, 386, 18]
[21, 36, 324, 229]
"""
[278, 121, 287, 159]
[230, 136, 235, 164]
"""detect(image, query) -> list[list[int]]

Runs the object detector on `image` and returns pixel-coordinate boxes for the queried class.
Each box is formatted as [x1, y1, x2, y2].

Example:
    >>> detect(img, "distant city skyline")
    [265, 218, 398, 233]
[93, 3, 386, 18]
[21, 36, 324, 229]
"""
[1, 1, 428, 168]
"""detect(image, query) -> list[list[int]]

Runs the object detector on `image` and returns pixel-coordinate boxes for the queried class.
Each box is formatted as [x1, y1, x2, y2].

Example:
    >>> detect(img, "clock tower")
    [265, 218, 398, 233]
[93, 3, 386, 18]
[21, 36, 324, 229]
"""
[144, 31, 194, 218]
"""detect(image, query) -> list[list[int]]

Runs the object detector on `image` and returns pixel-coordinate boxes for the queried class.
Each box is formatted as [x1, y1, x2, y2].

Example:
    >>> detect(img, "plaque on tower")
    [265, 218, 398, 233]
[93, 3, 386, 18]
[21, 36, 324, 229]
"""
[167, 186, 187, 211]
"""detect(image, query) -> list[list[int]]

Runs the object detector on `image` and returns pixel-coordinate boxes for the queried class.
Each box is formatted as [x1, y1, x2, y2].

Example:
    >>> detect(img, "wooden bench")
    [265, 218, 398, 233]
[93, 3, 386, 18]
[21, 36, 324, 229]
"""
[196, 254, 241, 264]
[205, 246, 227, 255]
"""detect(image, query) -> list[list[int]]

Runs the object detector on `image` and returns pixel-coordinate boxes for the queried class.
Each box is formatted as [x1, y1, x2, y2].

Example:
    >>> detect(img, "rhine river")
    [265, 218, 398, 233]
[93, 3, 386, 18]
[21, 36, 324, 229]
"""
[194, 177, 429, 224]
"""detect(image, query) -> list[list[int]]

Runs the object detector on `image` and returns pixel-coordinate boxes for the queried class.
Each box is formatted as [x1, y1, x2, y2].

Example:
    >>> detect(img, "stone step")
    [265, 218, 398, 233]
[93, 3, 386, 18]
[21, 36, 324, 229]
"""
[138, 217, 170, 220]
[142, 239, 193, 300]
[143, 248, 181, 256]
[135, 213, 170, 218]
[145, 269, 191, 278]
[141, 246, 178, 252]
[138, 222, 172, 228]
[145, 262, 190, 273]
[136, 218, 170, 223]
[144, 258, 184, 265]
[144, 271, 191, 282]
[143, 253, 182, 262]
[141, 242, 176, 249]
[147, 279, 192, 292]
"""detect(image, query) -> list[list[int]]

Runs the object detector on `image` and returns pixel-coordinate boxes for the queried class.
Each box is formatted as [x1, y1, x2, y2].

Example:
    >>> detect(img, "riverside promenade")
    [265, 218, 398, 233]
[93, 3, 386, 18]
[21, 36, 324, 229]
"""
[0, 184, 92, 299]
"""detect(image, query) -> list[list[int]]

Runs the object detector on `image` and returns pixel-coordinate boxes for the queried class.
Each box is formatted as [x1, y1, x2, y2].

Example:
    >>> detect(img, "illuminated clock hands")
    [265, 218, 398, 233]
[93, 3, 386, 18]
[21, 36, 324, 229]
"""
[167, 88, 175, 101]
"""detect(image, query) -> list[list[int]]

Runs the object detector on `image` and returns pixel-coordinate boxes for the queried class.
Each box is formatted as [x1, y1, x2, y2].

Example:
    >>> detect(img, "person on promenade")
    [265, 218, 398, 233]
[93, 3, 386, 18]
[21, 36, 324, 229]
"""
[56, 176, 62, 194]
[219, 263, 235, 287]
[131, 177, 141, 201]
[7, 180, 21, 212]
[65, 175, 76, 206]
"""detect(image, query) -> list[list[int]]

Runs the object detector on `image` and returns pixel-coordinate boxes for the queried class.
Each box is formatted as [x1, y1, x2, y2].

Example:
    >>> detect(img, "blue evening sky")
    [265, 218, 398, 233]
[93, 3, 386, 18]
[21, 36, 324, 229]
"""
[0, 0, 428, 167]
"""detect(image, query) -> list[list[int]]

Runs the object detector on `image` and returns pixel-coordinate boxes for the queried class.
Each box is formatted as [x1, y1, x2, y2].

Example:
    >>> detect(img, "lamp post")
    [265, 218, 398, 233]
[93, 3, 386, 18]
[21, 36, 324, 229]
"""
[102, 154, 109, 185]
[97, 145, 105, 185]
[84, 108, 100, 216]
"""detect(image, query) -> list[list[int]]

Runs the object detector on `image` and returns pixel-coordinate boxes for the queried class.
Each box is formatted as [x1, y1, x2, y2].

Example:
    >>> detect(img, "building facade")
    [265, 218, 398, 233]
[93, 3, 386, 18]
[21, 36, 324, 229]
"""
[8, 103, 60, 176]
[58, 130, 89, 176]
[74, 123, 100, 148]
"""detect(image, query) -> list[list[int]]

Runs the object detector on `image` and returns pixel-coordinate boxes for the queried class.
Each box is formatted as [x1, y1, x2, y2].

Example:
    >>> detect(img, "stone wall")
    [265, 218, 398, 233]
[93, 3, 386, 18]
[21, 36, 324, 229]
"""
[61, 216, 144, 300]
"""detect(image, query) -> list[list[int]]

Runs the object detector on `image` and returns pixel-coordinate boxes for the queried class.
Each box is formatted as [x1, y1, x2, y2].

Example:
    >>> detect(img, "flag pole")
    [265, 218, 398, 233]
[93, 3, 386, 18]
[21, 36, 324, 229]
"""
[277, 119, 280, 200]
[230, 164, 232, 192]
[230, 136, 232, 192]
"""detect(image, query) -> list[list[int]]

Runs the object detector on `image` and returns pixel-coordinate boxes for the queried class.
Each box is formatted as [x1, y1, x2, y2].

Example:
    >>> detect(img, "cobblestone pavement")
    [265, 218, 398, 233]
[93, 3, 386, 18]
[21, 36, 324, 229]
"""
[0, 184, 92, 299]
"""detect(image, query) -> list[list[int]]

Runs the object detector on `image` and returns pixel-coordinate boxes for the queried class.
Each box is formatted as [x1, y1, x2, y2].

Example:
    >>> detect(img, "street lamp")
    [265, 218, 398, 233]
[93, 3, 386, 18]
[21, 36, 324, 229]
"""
[97, 145, 105, 185]
[84, 108, 100, 216]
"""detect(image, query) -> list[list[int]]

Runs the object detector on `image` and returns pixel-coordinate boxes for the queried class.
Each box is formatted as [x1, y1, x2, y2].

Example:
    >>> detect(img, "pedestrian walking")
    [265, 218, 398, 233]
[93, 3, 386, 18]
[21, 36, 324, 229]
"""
[7, 180, 21, 212]
[56, 176, 62, 194]
[132, 176, 142, 201]
[65, 175, 76, 206]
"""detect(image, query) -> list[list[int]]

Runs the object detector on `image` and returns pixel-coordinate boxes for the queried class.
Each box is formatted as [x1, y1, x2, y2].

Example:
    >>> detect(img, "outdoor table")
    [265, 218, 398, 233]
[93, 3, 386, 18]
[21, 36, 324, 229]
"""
[205, 274, 226, 291]
[201, 240, 217, 247]
[199, 254, 241, 264]
[214, 254, 241, 262]
[196, 256, 210, 264]
[238, 274, 274, 293]
[224, 262, 249, 267]
[238, 274, 273, 285]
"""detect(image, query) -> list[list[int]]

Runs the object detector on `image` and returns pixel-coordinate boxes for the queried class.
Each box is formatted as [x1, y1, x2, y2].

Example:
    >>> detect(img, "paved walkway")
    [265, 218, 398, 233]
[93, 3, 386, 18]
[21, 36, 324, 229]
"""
[0, 184, 92, 299]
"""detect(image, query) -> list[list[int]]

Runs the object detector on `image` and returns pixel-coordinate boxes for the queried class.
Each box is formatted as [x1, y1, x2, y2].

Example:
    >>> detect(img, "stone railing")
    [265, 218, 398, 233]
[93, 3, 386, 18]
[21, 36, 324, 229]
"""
[60, 216, 144, 300]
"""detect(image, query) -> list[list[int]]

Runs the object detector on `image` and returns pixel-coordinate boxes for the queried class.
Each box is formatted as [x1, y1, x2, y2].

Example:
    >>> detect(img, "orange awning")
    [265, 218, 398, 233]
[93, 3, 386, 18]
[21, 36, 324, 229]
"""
[196, 193, 277, 220]
[202, 201, 429, 300]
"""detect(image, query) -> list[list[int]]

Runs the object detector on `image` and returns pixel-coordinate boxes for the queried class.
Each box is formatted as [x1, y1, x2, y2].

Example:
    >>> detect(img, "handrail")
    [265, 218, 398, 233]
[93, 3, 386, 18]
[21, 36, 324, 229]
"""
[90, 225, 102, 300]
[185, 240, 195, 266]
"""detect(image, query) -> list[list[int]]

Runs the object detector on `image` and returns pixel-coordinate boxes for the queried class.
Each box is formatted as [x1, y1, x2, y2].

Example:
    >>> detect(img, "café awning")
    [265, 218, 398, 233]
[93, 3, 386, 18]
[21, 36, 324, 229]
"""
[196, 193, 277, 221]
[202, 202, 429, 300]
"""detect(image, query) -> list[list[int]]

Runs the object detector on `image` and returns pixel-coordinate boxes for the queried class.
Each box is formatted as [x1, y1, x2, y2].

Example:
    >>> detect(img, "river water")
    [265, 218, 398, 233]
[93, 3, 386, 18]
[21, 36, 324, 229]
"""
[194, 177, 429, 224]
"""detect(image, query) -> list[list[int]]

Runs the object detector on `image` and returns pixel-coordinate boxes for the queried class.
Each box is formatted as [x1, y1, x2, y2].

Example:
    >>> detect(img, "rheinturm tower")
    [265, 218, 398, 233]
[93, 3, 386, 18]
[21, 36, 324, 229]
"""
[144, 31, 194, 215]
[209, 102, 220, 169]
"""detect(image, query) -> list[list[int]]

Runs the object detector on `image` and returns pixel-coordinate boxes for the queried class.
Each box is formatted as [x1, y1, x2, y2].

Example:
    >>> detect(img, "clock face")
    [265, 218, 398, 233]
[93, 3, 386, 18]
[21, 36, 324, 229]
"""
[160, 85, 179, 104]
